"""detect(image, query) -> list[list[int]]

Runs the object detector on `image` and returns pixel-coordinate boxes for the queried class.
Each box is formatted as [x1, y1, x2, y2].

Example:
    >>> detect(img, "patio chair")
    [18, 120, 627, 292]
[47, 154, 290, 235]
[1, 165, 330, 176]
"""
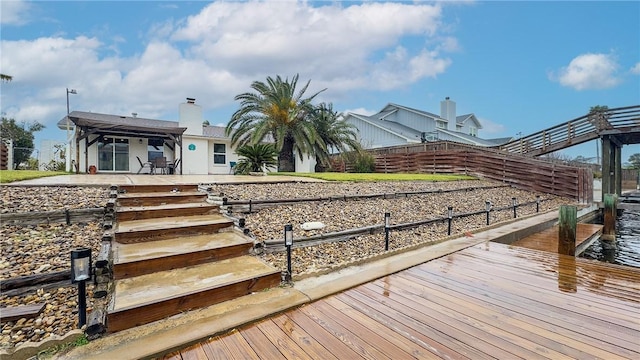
[136, 156, 154, 174]
[168, 158, 181, 175]
[154, 157, 168, 175]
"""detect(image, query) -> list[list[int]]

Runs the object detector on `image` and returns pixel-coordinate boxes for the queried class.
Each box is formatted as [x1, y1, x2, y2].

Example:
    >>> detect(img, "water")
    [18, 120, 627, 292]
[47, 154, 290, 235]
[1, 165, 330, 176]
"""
[581, 209, 640, 268]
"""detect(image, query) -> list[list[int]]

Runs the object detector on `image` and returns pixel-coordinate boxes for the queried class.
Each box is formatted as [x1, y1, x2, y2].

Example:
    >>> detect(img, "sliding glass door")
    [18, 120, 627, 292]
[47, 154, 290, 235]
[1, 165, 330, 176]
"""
[98, 137, 129, 172]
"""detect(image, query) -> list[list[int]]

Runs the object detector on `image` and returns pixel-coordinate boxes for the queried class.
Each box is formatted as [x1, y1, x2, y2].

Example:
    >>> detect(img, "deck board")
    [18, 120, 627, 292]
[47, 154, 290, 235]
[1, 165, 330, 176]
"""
[513, 223, 603, 254]
[170, 242, 640, 359]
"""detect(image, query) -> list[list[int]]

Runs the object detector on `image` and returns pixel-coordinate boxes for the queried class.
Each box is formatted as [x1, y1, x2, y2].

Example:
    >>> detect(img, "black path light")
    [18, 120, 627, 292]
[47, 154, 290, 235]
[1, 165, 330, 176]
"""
[485, 201, 492, 226]
[284, 224, 293, 282]
[71, 248, 91, 328]
[384, 212, 391, 251]
[447, 206, 453, 235]
[536, 195, 541, 213]
[512, 197, 518, 218]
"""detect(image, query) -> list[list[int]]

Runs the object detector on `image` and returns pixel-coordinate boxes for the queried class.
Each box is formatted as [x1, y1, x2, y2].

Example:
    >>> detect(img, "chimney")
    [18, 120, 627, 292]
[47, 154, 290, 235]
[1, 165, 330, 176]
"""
[440, 97, 456, 131]
[179, 98, 204, 136]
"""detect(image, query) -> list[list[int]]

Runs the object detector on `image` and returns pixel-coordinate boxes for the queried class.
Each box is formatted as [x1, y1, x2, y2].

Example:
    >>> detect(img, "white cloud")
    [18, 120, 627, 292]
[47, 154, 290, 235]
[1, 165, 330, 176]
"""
[171, 1, 449, 91]
[631, 62, 640, 75]
[0, 0, 32, 25]
[551, 53, 621, 90]
[477, 117, 506, 135]
[0, 1, 457, 136]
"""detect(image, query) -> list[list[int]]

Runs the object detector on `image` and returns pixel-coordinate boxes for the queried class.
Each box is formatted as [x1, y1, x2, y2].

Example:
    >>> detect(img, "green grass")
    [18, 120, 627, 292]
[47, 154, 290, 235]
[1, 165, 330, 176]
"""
[0, 170, 67, 183]
[274, 172, 476, 182]
[36, 334, 89, 359]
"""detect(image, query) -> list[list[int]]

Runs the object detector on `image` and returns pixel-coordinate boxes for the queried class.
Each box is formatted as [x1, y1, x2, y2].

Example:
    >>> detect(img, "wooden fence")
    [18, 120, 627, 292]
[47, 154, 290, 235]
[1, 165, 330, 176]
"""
[331, 142, 593, 203]
[0, 142, 8, 170]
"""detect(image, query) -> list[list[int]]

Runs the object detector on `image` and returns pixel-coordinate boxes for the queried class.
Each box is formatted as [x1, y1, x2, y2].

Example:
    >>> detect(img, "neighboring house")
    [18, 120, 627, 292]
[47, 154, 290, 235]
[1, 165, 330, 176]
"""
[343, 97, 512, 149]
[58, 98, 316, 174]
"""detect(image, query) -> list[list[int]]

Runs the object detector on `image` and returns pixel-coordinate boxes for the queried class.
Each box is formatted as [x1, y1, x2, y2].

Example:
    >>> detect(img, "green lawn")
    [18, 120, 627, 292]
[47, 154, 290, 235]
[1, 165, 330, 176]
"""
[0, 170, 67, 183]
[274, 172, 476, 182]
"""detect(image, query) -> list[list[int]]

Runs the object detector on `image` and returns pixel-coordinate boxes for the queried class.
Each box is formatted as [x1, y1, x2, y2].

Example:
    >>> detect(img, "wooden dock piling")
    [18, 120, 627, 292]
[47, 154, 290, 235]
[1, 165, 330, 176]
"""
[557, 205, 576, 256]
[602, 193, 617, 242]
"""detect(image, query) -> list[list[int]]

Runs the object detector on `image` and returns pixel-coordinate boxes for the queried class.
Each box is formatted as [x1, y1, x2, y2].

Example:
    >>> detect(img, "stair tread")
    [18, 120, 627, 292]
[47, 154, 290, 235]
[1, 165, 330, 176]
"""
[113, 232, 252, 264]
[116, 214, 231, 233]
[118, 191, 205, 199]
[118, 202, 217, 212]
[110, 256, 279, 312]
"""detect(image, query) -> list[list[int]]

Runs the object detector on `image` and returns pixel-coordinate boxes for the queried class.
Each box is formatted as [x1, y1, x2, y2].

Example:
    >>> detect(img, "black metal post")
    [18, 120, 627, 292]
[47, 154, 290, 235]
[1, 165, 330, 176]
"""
[77, 280, 87, 328]
[384, 212, 390, 251]
[447, 206, 453, 235]
[284, 224, 293, 282]
[485, 201, 491, 226]
[512, 197, 517, 218]
[536, 195, 540, 213]
[286, 244, 292, 281]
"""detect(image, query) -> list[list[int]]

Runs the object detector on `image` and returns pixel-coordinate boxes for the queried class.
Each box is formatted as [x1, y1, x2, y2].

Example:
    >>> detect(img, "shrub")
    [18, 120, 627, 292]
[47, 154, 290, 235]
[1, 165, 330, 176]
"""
[234, 144, 278, 175]
[352, 152, 376, 173]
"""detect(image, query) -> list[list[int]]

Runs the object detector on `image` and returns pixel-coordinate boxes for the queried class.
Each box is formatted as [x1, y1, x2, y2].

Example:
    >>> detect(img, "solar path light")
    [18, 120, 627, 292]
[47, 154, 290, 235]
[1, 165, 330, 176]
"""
[71, 248, 91, 328]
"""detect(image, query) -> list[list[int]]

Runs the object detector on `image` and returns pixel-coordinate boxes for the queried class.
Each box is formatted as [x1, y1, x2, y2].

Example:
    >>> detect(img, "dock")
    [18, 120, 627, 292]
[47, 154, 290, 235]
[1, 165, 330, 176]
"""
[164, 242, 640, 360]
[512, 223, 603, 255]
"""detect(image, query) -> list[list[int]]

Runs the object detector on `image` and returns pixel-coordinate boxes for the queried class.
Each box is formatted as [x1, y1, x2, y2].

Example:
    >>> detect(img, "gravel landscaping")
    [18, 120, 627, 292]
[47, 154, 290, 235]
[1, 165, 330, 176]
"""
[0, 180, 574, 350]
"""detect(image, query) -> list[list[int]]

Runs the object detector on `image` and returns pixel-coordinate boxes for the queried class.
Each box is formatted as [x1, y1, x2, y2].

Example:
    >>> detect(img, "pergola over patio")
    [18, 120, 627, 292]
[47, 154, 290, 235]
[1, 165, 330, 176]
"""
[59, 111, 187, 174]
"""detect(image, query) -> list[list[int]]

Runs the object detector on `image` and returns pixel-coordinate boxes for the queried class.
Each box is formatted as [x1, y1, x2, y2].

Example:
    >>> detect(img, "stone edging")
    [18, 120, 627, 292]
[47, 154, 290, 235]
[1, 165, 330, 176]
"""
[0, 330, 84, 360]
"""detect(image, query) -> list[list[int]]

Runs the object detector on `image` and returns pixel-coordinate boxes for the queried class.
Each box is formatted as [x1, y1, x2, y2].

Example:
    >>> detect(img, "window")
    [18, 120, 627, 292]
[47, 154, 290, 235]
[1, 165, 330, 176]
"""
[98, 137, 129, 172]
[469, 127, 478, 137]
[436, 120, 447, 129]
[213, 143, 226, 164]
[147, 138, 164, 161]
[456, 125, 463, 131]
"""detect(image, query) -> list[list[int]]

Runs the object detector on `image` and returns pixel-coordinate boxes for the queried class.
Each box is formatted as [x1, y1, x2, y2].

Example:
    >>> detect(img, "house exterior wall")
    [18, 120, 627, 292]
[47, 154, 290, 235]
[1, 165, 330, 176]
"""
[347, 116, 416, 149]
[295, 154, 316, 173]
[386, 109, 438, 133]
[207, 139, 239, 175]
[181, 136, 209, 174]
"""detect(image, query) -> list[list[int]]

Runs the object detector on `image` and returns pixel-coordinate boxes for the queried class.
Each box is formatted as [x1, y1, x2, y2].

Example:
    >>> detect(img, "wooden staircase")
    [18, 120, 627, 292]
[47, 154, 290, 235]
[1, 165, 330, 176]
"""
[106, 185, 281, 333]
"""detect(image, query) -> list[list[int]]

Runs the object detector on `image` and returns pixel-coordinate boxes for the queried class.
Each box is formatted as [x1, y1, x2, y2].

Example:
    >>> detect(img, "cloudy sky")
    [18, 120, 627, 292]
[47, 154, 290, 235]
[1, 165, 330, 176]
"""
[1, 0, 639, 160]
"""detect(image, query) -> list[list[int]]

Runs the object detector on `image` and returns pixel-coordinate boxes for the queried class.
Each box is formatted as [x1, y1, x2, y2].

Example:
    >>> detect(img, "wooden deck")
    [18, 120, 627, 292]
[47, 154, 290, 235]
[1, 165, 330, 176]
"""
[512, 223, 603, 254]
[164, 242, 640, 359]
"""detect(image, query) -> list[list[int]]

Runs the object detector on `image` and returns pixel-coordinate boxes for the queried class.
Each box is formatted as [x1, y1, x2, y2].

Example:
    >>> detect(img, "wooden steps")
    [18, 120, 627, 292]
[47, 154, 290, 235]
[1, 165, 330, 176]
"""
[104, 184, 281, 332]
[117, 191, 207, 207]
[107, 257, 281, 333]
[112, 233, 254, 279]
[115, 214, 233, 243]
[117, 202, 220, 221]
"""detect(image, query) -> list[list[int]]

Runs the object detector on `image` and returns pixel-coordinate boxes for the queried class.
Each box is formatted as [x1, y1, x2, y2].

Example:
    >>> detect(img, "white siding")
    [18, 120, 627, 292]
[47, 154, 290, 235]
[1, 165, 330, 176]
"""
[348, 117, 415, 148]
[386, 110, 438, 133]
[181, 136, 209, 174]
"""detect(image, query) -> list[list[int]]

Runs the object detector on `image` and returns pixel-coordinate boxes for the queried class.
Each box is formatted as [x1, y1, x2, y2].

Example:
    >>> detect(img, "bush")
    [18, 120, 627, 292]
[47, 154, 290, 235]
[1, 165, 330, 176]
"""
[234, 144, 278, 175]
[352, 152, 376, 173]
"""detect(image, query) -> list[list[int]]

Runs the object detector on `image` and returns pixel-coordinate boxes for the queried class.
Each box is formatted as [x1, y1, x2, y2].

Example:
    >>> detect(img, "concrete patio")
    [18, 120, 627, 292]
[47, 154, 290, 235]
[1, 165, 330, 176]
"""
[5, 174, 325, 187]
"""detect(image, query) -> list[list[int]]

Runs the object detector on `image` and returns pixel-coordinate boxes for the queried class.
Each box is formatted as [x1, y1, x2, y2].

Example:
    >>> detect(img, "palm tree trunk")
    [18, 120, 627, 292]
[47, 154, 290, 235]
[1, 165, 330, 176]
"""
[278, 136, 296, 172]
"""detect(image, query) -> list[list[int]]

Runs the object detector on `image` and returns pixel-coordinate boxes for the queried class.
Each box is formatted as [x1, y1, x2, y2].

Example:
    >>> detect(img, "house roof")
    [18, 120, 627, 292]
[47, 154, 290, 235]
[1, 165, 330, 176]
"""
[202, 125, 228, 139]
[456, 114, 483, 129]
[58, 111, 186, 139]
[380, 103, 442, 120]
[349, 113, 422, 142]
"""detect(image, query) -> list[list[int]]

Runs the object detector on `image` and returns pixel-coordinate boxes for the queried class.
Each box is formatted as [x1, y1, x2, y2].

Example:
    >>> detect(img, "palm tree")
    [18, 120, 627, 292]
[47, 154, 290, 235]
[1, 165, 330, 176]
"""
[311, 103, 361, 172]
[233, 143, 278, 175]
[226, 74, 325, 172]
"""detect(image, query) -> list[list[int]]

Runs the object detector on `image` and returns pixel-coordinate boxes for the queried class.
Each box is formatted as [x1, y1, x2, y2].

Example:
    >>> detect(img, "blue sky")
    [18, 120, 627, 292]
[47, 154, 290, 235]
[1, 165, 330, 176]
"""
[1, 0, 639, 163]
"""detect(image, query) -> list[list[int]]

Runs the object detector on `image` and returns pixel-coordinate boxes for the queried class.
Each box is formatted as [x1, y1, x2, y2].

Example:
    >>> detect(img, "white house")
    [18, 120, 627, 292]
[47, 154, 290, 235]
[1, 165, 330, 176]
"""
[344, 97, 512, 149]
[58, 98, 316, 174]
